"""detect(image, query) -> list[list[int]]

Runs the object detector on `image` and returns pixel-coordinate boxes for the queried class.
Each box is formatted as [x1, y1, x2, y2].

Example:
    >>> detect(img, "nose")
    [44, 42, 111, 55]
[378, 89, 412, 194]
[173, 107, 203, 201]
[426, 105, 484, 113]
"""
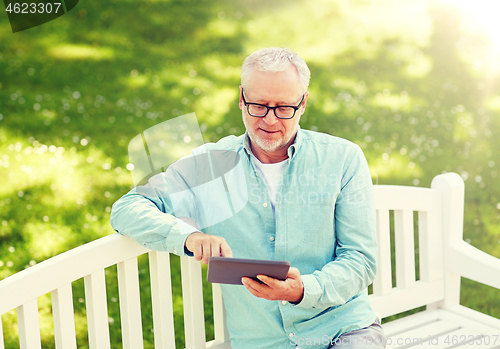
[262, 108, 279, 125]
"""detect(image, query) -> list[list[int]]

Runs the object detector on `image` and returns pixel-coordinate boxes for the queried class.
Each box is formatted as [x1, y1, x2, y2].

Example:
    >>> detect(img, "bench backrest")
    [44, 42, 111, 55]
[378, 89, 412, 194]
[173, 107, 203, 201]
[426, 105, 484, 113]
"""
[0, 173, 463, 348]
[0, 235, 229, 349]
[369, 172, 464, 318]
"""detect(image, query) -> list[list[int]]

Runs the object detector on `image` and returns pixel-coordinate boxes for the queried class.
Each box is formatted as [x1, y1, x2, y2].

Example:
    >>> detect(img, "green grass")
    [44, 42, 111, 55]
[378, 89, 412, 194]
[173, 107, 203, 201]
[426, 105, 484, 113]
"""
[1, 0, 500, 347]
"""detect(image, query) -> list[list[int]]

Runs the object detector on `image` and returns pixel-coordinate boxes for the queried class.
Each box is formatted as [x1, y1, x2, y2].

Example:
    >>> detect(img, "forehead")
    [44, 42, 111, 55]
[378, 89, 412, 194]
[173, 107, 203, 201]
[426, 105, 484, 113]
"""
[245, 65, 302, 103]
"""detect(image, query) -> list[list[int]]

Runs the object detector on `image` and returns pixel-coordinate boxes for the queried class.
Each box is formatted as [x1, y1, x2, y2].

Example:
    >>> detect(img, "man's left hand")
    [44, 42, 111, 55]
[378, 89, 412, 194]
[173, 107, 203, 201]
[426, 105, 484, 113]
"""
[241, 267, 304, 303]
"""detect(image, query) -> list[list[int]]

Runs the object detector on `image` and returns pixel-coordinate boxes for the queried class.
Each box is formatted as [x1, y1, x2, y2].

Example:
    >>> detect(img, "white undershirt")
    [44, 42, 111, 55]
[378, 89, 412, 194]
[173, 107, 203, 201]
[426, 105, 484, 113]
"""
[252, 157, 288, 218]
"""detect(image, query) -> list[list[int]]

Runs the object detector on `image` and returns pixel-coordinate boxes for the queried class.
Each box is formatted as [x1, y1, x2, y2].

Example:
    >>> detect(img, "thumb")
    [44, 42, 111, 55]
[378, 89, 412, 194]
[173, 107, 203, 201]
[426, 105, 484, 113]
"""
[287, 267, 300, 279]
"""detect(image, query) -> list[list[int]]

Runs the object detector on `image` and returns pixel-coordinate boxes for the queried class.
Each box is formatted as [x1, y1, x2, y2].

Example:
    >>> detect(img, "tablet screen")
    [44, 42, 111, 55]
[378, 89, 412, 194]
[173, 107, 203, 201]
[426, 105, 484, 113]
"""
[207, 257, 290, 285]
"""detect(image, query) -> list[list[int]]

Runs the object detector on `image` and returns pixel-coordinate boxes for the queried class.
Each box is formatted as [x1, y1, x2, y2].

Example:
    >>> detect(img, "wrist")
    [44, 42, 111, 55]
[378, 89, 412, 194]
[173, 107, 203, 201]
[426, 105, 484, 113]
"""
[184, 231, 203, 252]
[289, 283, 304, 305]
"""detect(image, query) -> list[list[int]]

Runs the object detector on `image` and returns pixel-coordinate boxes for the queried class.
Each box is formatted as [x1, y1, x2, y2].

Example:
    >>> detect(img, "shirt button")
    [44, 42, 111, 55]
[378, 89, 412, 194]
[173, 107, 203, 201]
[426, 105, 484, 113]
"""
[173, 249, 178, 254]
[263, 202, 268, 208]
[282, 300, 287, 305]
[288, 332, 295, 338]
[269, 236, 275, 242]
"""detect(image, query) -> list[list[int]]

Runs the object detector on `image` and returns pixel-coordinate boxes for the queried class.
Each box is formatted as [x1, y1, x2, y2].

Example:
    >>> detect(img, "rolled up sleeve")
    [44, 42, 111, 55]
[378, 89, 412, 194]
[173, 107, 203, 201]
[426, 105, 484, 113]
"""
[110, 169, 199, 256]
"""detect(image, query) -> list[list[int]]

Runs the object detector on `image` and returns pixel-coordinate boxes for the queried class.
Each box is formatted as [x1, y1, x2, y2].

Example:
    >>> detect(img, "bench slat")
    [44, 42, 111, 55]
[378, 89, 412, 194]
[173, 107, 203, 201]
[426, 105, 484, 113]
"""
[395, 210, 415, 289]
[374, 186, 441, 212]
[370, 280, 444, 319]
[52, 284, 77, 349]
[383, 310, 439, 337]
[386, 320, 459, 349]
[85, 270, 111, 349]
[212, 283, 230, 344]
[417, 328, 481, 349]
[418, 210, 443, 283]
[0, 316, 4, 349]
[452, 336, 499, 349]
[149, 251, 176, 349]
[0, 234, 150, 315]
[438, 307, 500, 335]
[431, 173, 464, 308]
[373, 209, 392, 296]
[117, 258, 144, 349]
[181, 256, 206, 348]
[17, 299, 42, 349]
[206, 339, 232, 349]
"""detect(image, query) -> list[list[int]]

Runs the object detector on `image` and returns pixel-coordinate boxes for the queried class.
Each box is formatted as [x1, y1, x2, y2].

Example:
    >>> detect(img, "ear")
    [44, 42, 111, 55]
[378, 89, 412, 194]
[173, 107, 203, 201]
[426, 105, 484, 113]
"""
[238, 86, 244, 110]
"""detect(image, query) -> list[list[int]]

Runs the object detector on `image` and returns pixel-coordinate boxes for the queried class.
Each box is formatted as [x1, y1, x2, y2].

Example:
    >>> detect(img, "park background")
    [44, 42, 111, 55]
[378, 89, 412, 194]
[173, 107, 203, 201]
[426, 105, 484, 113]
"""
[1, 0, 500, 347]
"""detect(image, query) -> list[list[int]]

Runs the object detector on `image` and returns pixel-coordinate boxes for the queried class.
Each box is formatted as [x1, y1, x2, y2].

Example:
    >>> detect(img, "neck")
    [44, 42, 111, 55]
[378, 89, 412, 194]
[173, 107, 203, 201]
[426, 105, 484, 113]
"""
[251, 144, 287, 164]
[250, 134, 296, 164]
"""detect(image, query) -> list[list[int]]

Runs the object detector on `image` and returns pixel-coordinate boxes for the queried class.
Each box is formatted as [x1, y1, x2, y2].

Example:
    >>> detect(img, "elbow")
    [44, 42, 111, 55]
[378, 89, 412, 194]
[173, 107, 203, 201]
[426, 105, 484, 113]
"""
[367, 260, 377, 285]
[366, 252, 377, 285]
[109, 199, 126, 233]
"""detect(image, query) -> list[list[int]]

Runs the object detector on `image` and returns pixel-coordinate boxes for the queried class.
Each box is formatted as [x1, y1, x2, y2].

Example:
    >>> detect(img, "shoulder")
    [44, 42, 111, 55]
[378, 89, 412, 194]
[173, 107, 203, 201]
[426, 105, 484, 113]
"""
[192, 134, 245, 155]
[300, 129, 361, 153]
[298, 129, 370, 181]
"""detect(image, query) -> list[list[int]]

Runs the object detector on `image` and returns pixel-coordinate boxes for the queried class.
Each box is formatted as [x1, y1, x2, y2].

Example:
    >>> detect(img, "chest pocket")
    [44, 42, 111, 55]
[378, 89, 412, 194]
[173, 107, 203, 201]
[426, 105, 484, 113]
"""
[300, 196, 335, 248]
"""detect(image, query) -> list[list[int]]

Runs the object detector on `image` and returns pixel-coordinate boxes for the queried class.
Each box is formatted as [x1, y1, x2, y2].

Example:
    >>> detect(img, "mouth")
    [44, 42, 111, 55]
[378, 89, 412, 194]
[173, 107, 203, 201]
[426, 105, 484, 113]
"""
[259, 128, 280, 134]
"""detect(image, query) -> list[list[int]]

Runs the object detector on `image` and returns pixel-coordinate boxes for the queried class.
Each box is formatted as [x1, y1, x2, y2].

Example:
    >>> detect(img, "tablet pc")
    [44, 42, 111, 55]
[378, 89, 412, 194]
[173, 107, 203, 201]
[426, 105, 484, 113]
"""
[207, 257, 290, 285]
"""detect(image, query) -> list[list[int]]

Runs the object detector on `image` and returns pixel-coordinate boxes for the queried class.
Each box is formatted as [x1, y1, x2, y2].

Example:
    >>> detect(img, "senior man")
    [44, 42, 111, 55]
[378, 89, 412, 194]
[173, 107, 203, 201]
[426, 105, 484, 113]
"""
[111, 47, 385, 348]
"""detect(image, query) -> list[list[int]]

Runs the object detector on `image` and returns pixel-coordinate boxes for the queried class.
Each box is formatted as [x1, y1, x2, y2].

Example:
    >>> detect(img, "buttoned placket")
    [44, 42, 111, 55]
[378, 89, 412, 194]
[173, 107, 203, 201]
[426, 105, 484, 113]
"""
[243, 132, 302, 341]
[274, 156, 301, 341]
[248, 154, 276, 251]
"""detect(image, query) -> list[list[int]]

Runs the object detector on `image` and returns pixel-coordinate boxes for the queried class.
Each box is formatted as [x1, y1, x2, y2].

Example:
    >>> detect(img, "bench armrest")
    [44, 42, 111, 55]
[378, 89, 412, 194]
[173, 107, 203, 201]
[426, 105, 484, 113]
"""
[446, 240, 500, 290]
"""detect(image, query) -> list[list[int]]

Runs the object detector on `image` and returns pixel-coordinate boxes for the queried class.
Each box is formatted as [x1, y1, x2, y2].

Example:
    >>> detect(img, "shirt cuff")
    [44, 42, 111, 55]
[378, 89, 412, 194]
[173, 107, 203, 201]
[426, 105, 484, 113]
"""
[292, 274, 322, 308]
[165, 218, 199, 257]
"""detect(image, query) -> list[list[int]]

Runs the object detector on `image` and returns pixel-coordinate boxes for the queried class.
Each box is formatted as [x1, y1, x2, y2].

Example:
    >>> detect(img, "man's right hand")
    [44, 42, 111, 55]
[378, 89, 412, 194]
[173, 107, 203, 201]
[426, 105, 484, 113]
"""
[184, 232, 233, 264]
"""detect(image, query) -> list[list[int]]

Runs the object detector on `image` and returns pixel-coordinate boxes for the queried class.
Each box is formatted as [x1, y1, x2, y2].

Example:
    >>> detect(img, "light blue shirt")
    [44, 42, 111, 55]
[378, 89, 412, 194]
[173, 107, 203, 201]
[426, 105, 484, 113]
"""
[110, 127, 378, 349]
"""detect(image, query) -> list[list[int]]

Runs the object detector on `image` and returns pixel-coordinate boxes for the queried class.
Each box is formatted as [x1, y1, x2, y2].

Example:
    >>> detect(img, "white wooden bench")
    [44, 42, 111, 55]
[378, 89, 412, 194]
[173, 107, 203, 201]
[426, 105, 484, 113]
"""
[1, 172, 500, 349]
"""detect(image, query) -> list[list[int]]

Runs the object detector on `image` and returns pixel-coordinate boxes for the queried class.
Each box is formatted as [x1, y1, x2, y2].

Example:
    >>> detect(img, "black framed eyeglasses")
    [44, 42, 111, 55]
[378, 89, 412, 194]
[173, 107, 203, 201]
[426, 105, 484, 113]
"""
[241, 88, 305, 119]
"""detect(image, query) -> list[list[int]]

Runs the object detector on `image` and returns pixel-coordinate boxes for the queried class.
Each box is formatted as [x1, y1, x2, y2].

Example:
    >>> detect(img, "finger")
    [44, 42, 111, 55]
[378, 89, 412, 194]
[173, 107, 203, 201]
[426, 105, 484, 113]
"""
[247, 277, 274, 296]
[241, 277, 252, 286]
[242, 278, 267, 298]
[287, 267, 300, 279]
[209, 241, 221, 263]
[205, 241, 220, 264]
[242, 277, 264, 290]
[220, 240, 233, 258]
[192, 242, 203, 262]
[201, 241, 211, 264]
[256, 275, 277, 287]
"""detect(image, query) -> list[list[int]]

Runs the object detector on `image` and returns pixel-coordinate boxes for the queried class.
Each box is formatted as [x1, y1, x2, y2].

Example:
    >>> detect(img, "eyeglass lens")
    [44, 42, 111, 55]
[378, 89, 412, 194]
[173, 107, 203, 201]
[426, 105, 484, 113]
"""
[247, 105, 295, 119]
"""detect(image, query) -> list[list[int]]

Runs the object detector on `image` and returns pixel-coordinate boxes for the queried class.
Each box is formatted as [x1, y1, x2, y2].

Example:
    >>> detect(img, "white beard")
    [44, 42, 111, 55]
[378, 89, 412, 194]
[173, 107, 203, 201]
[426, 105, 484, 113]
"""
[249, 131, 286, 152]
[243, 119, 288, 153]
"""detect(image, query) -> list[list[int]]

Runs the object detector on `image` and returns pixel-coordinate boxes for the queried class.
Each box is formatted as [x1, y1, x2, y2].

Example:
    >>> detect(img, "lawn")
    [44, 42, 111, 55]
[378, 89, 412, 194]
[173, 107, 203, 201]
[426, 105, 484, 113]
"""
[1, 0, 500, 348]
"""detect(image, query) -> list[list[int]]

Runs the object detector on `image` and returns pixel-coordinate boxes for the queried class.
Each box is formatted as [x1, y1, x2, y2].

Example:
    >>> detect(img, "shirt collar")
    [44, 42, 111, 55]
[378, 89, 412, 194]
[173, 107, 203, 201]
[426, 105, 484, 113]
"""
[287, 125, 302, 160]
[243, 132, 253, 159]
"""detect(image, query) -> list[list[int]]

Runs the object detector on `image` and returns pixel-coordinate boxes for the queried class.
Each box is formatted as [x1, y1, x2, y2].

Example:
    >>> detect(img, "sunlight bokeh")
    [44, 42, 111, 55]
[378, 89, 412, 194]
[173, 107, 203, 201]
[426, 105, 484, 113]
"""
[443, 0, 500, 73]
[448, 0, 500, 48]
[245, 0, 433, 65]
[47, 44, 115, 60]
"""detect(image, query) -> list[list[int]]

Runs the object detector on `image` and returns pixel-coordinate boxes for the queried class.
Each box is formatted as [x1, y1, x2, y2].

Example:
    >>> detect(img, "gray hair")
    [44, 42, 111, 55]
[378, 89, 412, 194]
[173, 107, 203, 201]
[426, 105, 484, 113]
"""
[241, 47, 310, 94]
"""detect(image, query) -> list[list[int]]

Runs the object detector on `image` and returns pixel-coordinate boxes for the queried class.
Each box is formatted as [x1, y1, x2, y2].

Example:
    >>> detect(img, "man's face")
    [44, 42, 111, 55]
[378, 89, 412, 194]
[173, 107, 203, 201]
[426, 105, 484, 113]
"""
[239, 65, 308, 155]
